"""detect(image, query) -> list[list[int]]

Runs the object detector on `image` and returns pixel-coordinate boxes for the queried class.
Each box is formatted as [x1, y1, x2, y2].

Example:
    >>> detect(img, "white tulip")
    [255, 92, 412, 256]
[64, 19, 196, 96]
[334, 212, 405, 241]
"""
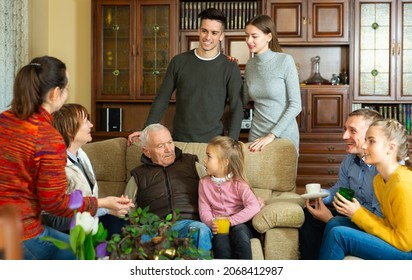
[75, 212, 99, 235]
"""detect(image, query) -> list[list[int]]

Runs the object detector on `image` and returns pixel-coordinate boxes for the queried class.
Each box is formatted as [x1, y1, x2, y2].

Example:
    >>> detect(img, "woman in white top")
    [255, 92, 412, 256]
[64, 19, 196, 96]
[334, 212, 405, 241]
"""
[41, 103, 133, 237]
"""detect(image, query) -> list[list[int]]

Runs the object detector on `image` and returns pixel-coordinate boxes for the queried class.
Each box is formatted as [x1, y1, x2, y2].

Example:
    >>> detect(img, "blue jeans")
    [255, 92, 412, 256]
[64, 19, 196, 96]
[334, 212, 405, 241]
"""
[172, 219, 212, 252]
[22, 225, 76, 260]
[319, 216, 412, 260]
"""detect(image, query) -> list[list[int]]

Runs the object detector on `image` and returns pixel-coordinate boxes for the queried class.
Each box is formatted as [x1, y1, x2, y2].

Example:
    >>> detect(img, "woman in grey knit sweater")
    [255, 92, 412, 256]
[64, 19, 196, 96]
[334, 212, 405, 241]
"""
[244, 15, 301, 153]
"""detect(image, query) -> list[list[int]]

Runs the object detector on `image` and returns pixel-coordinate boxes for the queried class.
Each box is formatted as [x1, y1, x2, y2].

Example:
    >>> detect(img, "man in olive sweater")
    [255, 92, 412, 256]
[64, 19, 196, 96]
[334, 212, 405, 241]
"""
[128, 8, 243, 144]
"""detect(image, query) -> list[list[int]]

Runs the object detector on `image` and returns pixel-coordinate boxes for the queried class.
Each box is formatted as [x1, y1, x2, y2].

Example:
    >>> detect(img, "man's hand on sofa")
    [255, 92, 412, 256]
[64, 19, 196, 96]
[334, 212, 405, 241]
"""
[127, 131, 142, 146]
[98, 195, 135, 216]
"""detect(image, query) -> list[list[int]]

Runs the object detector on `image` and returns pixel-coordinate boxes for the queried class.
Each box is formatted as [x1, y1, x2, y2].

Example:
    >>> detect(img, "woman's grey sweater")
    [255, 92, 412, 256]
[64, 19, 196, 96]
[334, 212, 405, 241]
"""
[244, 49, 301, 151]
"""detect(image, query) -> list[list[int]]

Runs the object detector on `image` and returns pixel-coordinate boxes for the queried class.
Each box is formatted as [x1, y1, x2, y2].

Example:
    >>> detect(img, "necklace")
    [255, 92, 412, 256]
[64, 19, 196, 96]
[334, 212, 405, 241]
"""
[210, 173, 233, 185]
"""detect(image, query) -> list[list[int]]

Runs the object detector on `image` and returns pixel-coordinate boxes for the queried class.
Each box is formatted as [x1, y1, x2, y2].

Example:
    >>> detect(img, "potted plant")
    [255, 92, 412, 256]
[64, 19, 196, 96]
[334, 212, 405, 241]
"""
[107, 207, 211, 260]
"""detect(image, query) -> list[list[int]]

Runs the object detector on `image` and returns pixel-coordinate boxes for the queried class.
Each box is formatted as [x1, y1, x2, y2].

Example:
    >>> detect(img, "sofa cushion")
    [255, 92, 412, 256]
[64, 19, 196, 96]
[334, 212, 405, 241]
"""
[98, 181, 127, 198]
[83, 137, 127, 183]
[126, 144, 141, 182]
[245, 138, 297, 193]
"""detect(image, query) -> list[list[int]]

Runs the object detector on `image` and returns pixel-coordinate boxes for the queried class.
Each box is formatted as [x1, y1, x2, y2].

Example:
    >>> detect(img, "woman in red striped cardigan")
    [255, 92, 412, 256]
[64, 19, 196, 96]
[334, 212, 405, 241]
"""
[0, 56, 132, 259]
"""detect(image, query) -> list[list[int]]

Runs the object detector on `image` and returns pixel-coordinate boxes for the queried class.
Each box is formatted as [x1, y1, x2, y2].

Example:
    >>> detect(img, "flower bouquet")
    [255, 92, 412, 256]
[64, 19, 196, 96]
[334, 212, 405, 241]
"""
[42, 189, 108, 260]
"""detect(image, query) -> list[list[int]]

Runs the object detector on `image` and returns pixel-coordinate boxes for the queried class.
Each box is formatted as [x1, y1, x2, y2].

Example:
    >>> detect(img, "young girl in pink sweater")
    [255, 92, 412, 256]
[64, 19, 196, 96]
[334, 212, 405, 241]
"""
[198, 136, 261, 259]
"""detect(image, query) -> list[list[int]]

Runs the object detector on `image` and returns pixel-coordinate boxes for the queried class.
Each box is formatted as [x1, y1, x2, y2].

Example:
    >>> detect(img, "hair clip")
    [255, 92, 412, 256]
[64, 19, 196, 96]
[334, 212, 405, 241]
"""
[29, 63, 41, 67]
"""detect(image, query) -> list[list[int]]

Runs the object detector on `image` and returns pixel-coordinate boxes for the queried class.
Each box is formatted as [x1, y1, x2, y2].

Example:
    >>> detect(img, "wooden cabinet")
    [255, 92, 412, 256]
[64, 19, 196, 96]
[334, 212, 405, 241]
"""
[266, 0, 350, 44]
[296, 85, 349, 194]
[297, 133, 346, 194]
[353, 0, 412, 102]
[299, 85, 350, 133]
[92, 0, 176, 132]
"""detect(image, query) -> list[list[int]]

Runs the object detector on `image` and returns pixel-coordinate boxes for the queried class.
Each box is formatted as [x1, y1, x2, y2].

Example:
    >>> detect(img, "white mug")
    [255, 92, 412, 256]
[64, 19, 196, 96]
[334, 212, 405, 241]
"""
[305, 183, 321, 194]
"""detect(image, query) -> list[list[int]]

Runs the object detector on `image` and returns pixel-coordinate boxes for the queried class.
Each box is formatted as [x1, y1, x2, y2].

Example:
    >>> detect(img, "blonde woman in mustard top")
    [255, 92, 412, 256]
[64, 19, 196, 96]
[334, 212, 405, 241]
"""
[319, 119, 412, 259]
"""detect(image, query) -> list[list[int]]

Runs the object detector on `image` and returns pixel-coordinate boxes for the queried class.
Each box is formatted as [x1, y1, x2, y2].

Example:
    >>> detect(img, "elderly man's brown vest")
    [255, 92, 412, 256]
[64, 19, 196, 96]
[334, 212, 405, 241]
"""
[130, 147, 200, 220]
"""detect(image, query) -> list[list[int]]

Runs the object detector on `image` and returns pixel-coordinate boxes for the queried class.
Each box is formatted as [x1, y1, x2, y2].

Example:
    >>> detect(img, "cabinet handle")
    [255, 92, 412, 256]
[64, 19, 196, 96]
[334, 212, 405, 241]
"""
[152, 70, 160, 76]
[327, 146, 335, 151]
[308, 18, 312, 25]
[398, 43, 401, 55]
[391, 42, 395, 55]
[112, 70, 119, 76]
[303, 16, 306, 25]
[327, 157, 336, 163]
[327, 169, 335, 175]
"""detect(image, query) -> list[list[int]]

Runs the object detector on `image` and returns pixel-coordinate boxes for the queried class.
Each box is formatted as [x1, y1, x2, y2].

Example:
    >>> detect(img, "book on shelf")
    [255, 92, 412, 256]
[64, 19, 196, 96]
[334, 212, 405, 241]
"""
[180, 1, 259, 30]
[407, 104, 411, 135]
[356, 103, 412, 135]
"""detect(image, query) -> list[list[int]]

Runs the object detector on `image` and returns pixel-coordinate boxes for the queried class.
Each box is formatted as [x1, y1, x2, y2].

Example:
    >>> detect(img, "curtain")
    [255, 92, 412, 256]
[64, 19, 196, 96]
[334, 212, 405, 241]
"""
[0, 0, 29, 112]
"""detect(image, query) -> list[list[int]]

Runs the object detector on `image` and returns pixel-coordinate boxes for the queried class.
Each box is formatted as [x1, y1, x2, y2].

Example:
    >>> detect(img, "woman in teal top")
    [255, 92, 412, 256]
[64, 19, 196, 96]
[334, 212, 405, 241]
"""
[244, 15, 301, 153]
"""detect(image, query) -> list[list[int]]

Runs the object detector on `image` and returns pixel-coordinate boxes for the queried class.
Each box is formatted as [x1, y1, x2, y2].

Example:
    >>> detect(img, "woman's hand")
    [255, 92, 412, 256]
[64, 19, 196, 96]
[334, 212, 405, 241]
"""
[98, 195, 135, 216]
[332, 193, 360, 218]
[248, 133, 275, 152]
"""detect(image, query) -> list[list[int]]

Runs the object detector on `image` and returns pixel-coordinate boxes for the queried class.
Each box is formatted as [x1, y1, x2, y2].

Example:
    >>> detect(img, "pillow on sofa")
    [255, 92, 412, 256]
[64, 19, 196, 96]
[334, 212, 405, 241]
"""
[83, 137, 127, 183]
[245, 139, 297, 193]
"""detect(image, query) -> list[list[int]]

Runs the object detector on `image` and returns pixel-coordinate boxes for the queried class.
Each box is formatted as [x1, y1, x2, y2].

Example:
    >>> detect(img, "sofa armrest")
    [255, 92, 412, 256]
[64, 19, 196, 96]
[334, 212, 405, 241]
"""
[252, 202, 304, 233]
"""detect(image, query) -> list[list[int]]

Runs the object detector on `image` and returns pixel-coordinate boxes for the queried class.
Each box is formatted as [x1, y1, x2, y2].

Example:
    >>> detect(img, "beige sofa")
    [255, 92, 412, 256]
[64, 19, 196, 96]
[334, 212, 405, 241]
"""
[83, 137, 305, 260]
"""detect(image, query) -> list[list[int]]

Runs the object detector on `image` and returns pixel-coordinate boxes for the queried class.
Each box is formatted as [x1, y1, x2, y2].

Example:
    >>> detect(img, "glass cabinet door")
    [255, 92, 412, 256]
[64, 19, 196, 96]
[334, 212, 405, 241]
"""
[354, 0, 412, 101]
[97, 3, 134, 99]
[399, 1, 412, 99]
[354, 1, 395, 100]
[137, 0, 175, 99]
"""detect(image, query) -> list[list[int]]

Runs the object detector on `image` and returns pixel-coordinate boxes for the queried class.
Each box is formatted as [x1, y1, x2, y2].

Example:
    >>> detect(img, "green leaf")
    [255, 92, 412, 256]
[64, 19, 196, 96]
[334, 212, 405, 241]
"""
[70, 225, 86, 259]
[142, 206, 150, 213]
[84, 235, 96, 260]
[165, 213, 172, 221]
[41, 237, 71, 250]
[93, 222, 108, 243]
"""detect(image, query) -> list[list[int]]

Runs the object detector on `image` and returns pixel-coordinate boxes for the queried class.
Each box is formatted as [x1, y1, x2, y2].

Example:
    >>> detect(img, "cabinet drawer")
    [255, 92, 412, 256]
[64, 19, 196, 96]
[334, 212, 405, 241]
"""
[299, 142, 347, 153]
[297, 164, 340, 176]
[298, 154, 346, 164]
